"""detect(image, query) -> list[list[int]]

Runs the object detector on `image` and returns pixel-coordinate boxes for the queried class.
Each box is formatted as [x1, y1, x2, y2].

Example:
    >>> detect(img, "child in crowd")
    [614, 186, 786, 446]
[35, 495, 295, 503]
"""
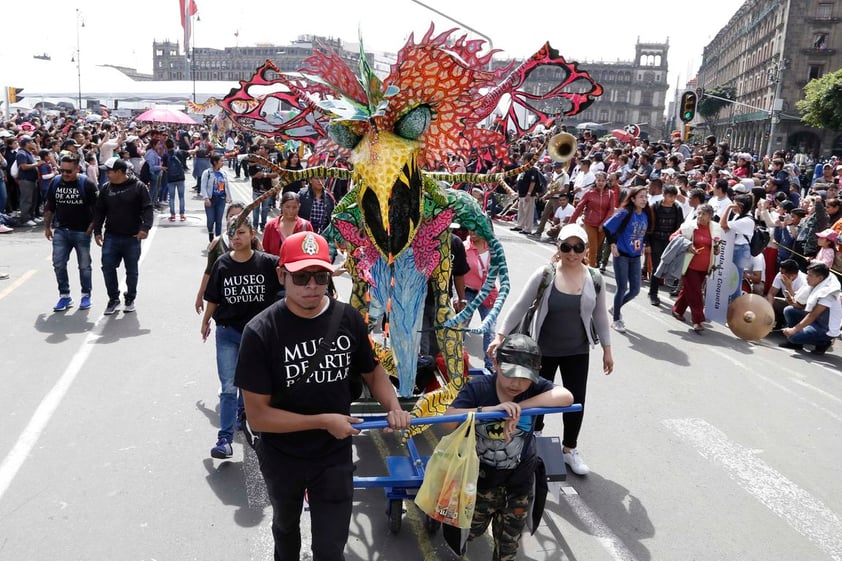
[813, 229, 837, 268]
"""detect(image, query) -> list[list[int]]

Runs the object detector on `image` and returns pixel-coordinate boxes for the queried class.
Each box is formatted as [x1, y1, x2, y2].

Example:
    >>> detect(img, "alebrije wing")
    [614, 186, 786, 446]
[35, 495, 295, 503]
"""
[218, 60, 327, 143]
[476, 42, 604, 137]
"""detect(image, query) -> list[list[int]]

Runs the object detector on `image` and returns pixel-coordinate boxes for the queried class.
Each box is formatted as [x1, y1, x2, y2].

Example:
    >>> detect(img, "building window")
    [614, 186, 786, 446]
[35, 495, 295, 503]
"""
[599, 109, 610, 122]
[813, 33, 829, 49]
[616, 110, 625, 123]
[817, 2, 833, 18]
[808, 64, 824, 80]
[156, 49, 163, 56]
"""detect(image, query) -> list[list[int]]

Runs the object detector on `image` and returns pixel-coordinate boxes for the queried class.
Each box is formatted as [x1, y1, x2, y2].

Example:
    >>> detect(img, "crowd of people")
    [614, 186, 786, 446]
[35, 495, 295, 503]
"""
[492, 127, 842, 352]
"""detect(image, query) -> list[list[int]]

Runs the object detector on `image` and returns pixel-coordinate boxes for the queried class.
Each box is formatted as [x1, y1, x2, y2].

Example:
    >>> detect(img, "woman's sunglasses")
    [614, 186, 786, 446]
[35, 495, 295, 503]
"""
[288, 271, 331, 286]
[559, 242, 586, 254]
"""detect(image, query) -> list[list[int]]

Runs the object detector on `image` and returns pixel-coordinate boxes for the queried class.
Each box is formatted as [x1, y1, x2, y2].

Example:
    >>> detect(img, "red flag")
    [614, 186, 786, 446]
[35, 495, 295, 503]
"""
[179, 0, 197, 53]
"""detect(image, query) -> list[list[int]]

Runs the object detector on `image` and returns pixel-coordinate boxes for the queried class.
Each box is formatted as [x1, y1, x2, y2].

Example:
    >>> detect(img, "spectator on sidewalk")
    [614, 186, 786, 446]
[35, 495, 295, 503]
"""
[200, 154, 232, 242]
[780, 262, 841, 354]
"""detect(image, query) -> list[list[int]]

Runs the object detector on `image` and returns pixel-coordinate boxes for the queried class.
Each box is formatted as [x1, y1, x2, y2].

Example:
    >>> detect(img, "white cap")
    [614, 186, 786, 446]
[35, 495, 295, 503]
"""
[557, 224, 588, 244]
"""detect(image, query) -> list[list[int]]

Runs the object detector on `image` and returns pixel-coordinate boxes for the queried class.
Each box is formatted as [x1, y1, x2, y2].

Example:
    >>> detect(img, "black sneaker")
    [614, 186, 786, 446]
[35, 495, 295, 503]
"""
[778, 341, 803, 350]
[811, 341, 832, 355]
[104, 299, 120, 315]
[123, 300, 136, 313]
[649, 295, 661, 306]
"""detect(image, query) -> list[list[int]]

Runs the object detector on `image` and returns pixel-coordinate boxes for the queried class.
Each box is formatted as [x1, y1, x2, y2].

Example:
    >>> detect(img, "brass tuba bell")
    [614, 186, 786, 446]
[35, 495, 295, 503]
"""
[547, 132, 577, 163]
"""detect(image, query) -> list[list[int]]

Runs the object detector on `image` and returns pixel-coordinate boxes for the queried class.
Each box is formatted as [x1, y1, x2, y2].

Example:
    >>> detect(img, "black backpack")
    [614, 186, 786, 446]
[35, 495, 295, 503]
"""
[743, 216, 770, 257]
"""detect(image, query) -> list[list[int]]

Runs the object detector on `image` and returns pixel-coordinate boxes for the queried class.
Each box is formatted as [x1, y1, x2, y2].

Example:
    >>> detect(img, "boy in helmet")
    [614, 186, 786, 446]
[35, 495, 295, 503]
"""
[444, 334, 573, 561]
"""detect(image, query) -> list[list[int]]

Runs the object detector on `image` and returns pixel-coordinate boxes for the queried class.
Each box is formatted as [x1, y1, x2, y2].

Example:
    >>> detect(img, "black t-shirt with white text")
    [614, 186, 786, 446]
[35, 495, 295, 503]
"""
[204, 251, 281, 331]
[44, 177, 98, 231]
[235, 299, 377, 458]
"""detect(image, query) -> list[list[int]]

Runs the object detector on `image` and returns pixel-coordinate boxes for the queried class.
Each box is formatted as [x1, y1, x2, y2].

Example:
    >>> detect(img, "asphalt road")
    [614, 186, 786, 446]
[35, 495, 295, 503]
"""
[1, 173, 841, 561]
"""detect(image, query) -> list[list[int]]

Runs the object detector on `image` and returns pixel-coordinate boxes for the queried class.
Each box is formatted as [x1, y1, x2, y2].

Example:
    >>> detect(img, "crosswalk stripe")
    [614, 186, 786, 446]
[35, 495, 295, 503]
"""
[663, 418, 842, 561]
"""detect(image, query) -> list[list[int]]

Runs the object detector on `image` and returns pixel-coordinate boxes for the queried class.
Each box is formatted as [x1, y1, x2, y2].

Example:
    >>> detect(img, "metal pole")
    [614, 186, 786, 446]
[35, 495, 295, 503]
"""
[766, 59, 786, 157]
[76, 9, 82, 111]
[767, 0, 791, 157]
[192, 13, 197, 103]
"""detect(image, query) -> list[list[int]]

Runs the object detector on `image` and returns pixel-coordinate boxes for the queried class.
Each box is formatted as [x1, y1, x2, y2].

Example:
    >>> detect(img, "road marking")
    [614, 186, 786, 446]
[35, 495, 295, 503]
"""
[559, 487, 640, 561]
[0, 269, 36, 302]
[663, 418, 842, 561]
[0, 227, 158, 503]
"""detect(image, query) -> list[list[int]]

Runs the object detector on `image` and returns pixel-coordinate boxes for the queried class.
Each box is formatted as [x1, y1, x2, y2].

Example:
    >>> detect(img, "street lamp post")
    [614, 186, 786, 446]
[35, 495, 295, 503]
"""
[766, 58, 786, 157]
[74, 9, 84, 112]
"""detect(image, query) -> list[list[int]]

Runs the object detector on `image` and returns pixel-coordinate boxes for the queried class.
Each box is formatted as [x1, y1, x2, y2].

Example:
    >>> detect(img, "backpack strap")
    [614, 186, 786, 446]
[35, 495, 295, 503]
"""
[587, 266, 602, 295]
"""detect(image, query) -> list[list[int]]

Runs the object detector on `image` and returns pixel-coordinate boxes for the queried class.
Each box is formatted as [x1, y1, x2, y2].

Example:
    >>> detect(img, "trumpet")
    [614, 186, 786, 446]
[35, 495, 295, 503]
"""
[547, 132, 577, 163]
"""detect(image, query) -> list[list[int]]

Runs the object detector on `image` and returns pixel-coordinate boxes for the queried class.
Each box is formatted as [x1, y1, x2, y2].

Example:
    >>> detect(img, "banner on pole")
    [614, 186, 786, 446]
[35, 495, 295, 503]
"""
[704, 230, 739, 324]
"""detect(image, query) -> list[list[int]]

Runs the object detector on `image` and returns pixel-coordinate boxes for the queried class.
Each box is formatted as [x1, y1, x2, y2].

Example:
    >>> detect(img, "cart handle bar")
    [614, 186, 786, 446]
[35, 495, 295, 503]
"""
[354, 405, 582, 430]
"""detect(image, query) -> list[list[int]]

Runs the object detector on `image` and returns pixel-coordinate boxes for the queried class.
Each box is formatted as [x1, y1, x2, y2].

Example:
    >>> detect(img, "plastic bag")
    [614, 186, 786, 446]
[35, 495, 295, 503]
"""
[414, 412, 479, 529]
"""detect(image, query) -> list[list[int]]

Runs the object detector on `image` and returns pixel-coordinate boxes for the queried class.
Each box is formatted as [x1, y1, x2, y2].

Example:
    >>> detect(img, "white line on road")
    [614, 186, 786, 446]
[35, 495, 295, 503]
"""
[0, 225, 158, 503]
[0, 269, 36, 302]
[663, 418, 842, 561]
[560, 489, 641, 561]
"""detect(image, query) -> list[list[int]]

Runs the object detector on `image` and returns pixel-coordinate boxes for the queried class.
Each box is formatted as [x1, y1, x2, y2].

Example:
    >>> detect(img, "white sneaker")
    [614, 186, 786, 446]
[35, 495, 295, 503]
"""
[611, 319, 626, 333]
[33, 217, 43, 223]
[563, 448, 590, 475]
[0, 224, 12, 233]
[24, 220, 36, 227]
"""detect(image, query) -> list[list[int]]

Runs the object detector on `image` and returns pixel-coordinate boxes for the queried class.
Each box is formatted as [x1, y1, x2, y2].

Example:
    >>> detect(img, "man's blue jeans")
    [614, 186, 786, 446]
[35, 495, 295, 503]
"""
[0, 176, 7, 214]
[612, 254, 642, 320]
[215, 325, 244, 442]
[101, 234, 141, 301]
[205, 197, 226, 236]
[783, 306, 832, 346]
[52, 228, 92, 296]
[168, 180, 185, 216]
[252, 192, 271, 229]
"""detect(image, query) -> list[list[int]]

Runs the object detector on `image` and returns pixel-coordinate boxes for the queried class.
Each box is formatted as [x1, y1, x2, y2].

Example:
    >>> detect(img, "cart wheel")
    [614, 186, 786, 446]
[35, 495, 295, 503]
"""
[423, 515, 441, 534]
[388, 499, 403, 534]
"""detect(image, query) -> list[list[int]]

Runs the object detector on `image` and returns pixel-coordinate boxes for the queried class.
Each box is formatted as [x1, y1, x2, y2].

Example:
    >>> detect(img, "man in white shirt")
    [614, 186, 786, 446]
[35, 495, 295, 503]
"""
[780, 262, 841, 354]
[712, 178, 732, 219]
[571, 159, 595, 202]
[766, 258, 808, 328]
[546, 193, 575, 241]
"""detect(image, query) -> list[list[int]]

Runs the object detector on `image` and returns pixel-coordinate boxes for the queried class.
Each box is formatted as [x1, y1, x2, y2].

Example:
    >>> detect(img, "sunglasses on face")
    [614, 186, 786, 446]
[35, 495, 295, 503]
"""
[559, 242, 586, 254]
[288, 270, 331, 286]
[60, 168, 76, 174]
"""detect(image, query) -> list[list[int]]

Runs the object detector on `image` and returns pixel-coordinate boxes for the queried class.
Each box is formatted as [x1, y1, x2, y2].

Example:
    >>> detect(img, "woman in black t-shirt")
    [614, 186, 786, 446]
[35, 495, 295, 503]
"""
[201, 216, 281, 460]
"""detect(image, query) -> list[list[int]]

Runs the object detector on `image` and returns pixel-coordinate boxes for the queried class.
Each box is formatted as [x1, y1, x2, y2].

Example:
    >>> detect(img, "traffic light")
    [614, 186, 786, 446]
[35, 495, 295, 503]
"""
[6, 87, 24, 104]
[683, 124, 694, 141]
[679, 90, 697, 123]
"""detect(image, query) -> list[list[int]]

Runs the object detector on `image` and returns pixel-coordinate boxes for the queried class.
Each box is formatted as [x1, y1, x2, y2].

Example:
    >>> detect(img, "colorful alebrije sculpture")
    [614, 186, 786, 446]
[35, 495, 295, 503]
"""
[221, 25, 602, 400]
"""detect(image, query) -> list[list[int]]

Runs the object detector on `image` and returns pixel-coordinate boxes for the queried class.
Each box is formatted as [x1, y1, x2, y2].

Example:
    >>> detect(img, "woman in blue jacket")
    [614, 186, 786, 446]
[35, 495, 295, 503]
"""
[603, 185, 651, 333]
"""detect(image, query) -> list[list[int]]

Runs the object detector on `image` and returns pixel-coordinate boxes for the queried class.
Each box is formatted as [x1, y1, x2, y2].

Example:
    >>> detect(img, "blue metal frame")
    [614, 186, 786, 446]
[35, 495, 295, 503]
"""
[353, 405, 582, 510]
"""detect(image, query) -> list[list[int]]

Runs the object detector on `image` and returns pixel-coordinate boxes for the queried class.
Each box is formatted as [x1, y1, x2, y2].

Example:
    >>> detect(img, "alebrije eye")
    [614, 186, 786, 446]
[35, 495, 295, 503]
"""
[328, 122, 362, 149]
[394, 105, 432, 140]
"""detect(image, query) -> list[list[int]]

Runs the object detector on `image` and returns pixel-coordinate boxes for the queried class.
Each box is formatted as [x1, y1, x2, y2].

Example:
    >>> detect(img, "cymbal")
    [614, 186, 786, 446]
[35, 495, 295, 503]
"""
[727, 294, 775, 341]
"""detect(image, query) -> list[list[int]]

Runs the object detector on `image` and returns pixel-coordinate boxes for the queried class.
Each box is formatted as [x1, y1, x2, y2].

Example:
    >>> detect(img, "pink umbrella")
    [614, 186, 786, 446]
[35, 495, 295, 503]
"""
[610, 129, 633, 143]
[135, 107, 197, 125]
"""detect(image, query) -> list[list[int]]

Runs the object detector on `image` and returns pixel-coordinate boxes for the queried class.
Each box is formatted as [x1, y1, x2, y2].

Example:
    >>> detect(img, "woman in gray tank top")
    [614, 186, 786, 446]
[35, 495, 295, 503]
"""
[489, 223, 613, 475]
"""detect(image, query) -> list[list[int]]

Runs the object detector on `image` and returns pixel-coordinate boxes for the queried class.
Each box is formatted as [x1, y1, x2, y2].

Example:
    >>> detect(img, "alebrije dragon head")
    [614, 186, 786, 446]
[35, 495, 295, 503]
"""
[220, 24, 603, 257]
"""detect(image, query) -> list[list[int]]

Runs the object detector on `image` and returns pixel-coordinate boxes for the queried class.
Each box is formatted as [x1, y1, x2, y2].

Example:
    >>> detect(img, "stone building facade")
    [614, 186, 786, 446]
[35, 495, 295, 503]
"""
[697, 0, 842, 158]
[152, 35, 361, 82]
[553, 41, 670, 140]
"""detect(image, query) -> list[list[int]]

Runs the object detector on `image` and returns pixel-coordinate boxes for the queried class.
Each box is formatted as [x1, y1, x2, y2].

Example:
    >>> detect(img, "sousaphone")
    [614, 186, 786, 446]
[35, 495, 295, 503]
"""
[547, 132, 577, 163]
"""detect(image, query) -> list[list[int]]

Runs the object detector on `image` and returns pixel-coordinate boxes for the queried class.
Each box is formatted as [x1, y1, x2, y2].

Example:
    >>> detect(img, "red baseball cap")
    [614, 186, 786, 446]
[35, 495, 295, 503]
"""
[279, 232, 334, 272]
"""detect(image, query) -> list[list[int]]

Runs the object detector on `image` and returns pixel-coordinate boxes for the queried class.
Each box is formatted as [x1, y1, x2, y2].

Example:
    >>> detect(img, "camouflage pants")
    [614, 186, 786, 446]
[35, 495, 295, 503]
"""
[469, 486, 532, 561]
